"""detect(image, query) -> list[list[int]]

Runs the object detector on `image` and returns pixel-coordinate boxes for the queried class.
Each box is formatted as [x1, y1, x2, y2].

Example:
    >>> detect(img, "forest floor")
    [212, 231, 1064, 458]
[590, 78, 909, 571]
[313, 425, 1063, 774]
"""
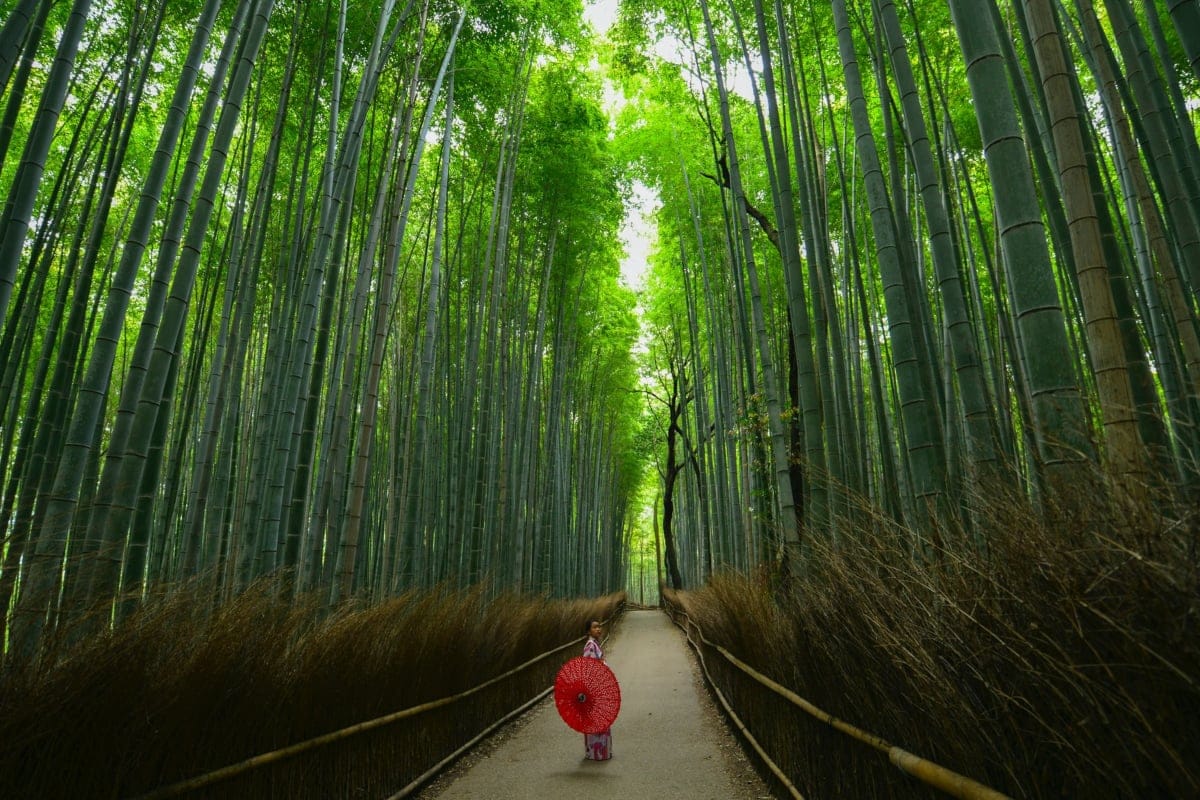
[415, 608, 777, 800]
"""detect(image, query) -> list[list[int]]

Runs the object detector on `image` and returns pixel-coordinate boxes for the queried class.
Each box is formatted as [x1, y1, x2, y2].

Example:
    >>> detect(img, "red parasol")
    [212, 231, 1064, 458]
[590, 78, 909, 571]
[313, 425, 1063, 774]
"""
[554, 656, 621, 734]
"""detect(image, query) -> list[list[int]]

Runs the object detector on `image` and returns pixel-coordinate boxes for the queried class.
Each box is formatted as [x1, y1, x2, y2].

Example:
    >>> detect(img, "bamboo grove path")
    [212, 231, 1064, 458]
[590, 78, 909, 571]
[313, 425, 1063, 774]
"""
[417, 610, 772, 800]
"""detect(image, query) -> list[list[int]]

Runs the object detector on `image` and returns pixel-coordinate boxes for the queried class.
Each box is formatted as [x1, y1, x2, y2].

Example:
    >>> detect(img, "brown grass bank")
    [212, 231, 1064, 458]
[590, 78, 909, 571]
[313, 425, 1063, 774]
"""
[0, 582, 624, 799]
[666, 500, 1198, 799]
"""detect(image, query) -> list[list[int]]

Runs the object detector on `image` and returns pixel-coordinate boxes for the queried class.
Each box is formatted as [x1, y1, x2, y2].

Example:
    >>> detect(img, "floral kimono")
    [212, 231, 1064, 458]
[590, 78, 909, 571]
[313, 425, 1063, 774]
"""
[582, 637, 612, 760]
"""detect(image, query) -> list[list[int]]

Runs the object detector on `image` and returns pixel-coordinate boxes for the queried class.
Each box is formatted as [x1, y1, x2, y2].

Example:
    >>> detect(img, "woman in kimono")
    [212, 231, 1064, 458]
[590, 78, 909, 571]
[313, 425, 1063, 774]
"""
[582, 620, 612, 760]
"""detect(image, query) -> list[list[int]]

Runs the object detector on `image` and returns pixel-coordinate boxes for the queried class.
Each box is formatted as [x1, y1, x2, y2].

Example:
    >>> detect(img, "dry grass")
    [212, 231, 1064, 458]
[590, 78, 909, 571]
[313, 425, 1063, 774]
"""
[0, 579, 624, 799]
[668, 489, 1199, 799]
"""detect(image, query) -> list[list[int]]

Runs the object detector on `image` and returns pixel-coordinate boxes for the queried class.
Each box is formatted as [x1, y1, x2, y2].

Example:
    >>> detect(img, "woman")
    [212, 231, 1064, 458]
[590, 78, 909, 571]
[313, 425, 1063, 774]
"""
[581, 619, 613, 760]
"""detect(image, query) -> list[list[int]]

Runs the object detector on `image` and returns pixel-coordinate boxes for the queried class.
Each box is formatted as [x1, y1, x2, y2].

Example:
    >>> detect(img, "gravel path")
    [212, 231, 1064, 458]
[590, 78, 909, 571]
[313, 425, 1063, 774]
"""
[416, 609, 776, 799]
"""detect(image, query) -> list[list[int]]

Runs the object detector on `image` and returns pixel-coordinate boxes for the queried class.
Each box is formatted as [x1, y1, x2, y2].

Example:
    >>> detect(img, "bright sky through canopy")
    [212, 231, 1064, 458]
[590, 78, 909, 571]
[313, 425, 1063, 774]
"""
[582, 0, 753, 293]
[585, 0, 656, 291]
[583, 0, 619, 33]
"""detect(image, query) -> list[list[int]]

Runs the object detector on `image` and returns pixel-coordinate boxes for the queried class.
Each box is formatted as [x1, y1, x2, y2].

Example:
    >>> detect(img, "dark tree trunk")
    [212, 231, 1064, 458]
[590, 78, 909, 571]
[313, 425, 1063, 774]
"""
[662, 410, 686, 591]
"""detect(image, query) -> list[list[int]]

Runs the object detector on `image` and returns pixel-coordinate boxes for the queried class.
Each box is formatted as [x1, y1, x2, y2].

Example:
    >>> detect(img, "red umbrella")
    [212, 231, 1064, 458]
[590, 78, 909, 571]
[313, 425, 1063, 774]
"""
[554, 656, 621, 734]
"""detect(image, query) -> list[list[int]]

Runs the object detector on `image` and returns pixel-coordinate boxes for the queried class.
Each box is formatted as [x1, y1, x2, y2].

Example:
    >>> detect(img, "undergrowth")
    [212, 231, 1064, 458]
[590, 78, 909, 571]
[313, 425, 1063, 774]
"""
[667, 489, 1198, 799]
[0, 581, 624, 799]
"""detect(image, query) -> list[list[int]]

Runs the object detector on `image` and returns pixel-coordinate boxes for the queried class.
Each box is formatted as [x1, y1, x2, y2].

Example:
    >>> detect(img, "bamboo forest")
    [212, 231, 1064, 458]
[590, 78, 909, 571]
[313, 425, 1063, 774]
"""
[0, 0, 1197, 796]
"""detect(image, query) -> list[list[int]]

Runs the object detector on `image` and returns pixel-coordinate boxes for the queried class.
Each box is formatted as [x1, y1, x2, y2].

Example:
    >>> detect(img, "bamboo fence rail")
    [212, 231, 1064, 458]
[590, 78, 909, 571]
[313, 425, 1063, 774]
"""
[127, 633, 593, 799]
[664, 598, 1012, 800]
[384, 684, 556, 799]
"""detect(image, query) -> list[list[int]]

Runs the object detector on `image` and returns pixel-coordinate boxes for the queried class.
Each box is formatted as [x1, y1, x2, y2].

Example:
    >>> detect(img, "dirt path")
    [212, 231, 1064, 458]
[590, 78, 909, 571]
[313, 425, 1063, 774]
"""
[416, 609, 775, 799]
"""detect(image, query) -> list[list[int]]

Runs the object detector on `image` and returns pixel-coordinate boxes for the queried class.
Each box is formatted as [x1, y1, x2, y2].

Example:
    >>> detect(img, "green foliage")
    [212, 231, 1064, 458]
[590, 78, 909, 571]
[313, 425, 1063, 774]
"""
[4, 0, 1200, 733]
[521, 59, 621, 236]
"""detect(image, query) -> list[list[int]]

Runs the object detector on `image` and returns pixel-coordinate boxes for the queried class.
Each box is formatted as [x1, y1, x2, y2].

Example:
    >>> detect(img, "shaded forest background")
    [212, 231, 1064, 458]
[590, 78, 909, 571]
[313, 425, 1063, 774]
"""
[0, 0, 1198, 795]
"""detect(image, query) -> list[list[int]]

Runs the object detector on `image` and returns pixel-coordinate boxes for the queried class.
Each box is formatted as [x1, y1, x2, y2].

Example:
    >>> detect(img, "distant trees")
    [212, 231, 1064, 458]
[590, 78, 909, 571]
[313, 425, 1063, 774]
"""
[0, 0, 643, 657]
[6, 0, 1200, 648]
[615, 0, 1200, 585]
